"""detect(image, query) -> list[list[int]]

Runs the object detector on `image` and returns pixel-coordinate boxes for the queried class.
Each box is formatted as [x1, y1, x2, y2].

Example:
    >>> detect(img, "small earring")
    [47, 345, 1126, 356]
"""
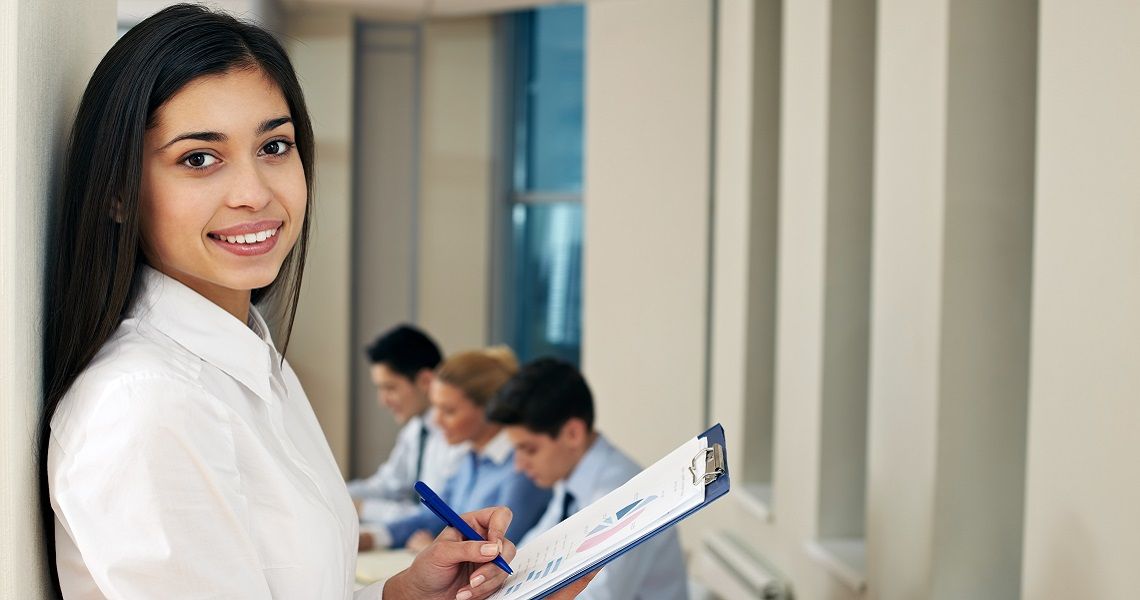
[109, 199, 125, 224]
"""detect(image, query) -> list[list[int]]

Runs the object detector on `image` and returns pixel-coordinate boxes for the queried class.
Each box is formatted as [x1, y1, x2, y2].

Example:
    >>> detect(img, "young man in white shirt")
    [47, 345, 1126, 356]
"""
[487, 358, 690, 600]
[347, 325, 465, 550]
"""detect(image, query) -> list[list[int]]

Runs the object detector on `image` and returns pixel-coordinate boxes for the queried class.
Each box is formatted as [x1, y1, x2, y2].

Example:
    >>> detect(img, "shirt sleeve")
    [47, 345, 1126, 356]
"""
[383, 506, 443, 549]
[495, 472, 553, 544]
[50, 375, 271, 599]
[382, 467, 460, 547]
[354, 581, 384, 599]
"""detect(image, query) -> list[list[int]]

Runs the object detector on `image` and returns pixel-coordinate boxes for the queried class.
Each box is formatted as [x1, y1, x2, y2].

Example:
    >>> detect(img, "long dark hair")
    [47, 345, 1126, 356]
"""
[39, 4, 314, 593]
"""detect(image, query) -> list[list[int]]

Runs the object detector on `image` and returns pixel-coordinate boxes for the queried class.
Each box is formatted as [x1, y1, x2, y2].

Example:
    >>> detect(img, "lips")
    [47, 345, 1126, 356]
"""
[207, 220, 284, 256]
[208, 220, 283, 242]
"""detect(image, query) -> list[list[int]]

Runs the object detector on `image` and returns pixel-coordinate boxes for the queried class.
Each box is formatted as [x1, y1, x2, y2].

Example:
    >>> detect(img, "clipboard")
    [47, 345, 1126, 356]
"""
[523, 423, 731, 599]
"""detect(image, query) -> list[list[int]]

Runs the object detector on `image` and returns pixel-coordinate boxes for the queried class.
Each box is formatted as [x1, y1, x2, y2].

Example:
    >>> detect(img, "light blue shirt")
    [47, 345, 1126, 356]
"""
[521, 433, 689, 600]
[383, 430, 551, 547]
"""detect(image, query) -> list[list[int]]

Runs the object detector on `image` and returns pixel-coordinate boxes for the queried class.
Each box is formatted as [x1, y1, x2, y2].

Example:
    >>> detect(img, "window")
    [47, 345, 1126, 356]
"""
[499, 4, 585, 365]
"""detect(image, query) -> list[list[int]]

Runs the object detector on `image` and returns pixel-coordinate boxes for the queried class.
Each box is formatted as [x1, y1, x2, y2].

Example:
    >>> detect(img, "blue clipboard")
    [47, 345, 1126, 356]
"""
[529, 423, 731, 599]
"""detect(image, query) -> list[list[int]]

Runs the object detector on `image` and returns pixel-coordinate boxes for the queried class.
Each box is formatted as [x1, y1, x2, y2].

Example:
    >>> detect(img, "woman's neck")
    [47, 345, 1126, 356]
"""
[155, 265, 252, 322]
[470, 423, 502, 454]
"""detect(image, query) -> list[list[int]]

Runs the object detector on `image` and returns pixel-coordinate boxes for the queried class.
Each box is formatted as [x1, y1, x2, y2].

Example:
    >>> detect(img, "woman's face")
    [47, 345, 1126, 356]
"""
[430, 379, 487, 445]
[139, 67, 306, 316]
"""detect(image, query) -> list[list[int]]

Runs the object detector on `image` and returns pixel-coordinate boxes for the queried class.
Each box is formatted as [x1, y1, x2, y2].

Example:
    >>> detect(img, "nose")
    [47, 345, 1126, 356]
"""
[226, 158, 273, 211]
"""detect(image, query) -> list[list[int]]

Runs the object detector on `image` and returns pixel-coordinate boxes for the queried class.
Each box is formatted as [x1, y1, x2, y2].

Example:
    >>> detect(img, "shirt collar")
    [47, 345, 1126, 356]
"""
[477, 429, 514, 465]
[564, 433, 613, 502]
[130, 265, 277, 403]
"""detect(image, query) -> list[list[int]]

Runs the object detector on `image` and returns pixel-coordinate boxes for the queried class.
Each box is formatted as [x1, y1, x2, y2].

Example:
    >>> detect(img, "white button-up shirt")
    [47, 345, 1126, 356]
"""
[346, 410, 465, 524]
[48, 267, 381, 599]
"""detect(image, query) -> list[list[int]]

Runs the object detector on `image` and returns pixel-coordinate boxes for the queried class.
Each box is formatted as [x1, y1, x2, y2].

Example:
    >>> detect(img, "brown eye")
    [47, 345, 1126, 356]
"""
[183, 152, 217, 169]
[262, 140, 292, 156]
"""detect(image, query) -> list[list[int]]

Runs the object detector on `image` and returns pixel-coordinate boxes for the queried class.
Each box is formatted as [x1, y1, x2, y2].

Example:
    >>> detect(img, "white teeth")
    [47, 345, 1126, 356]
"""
[215, 227, 279, 244]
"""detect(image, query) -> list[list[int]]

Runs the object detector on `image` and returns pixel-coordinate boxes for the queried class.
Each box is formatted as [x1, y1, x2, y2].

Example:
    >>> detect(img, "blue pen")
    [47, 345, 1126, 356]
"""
[414, 481, 513, 575]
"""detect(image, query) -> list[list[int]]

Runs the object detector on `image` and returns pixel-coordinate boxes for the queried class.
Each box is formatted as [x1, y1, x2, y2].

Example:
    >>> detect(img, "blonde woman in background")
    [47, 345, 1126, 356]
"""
[360, 347, 552, 554]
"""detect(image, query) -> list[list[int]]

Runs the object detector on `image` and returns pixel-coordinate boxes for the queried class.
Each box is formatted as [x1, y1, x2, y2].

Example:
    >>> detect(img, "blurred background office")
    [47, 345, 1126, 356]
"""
[3, 0, 1138, 598]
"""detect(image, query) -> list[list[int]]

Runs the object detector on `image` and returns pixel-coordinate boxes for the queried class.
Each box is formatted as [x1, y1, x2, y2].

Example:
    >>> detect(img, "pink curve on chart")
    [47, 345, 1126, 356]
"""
[575, 507, 648, 553]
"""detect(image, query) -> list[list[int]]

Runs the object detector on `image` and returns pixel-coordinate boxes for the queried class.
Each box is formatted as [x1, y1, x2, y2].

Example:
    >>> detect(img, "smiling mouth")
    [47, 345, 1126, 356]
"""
[207, 226, 279, 245]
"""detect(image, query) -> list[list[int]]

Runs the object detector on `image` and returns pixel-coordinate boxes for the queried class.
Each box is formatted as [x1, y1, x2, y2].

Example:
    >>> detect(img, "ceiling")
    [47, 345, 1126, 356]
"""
[280, 0, 580, 19]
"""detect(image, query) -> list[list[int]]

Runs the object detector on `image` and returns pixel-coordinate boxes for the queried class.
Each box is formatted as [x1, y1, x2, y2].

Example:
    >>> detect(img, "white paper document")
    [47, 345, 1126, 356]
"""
[488, 435, 708, 600]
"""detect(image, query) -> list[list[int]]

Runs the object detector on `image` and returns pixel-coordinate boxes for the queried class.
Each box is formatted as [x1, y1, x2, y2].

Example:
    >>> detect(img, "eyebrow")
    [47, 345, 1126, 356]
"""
[158, 116, 293, 151]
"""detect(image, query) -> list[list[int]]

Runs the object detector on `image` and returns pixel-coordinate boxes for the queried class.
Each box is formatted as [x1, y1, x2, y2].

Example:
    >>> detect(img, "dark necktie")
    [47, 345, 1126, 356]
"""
[560, 490, 576, 523]
[414, 422, 429, 482]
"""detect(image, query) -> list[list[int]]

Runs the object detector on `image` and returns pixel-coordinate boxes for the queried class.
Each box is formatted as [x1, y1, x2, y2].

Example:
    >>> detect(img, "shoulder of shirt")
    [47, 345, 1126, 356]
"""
[51, 318, 217, 452]
[396, 415, 423, 442]
[586, 434, 643, 496]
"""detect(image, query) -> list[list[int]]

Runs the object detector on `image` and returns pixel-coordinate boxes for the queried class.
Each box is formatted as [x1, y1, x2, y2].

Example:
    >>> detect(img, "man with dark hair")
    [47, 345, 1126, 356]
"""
[347, 325, 464, 549]
[487, 358, 689, 600]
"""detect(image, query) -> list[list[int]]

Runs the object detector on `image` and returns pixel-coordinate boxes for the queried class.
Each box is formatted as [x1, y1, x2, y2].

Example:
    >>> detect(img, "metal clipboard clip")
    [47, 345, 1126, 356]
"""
[689, 443, 726, 486]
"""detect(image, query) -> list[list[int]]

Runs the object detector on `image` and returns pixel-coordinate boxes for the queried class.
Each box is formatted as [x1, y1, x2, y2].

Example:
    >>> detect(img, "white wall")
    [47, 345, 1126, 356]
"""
[284, 10, 356, 474]
[351, 23, 420, 477]
[416, 16, 496, 354]
[581, 0, 711, 469]
[0, 0, 115, 596]
[1021, 1, 1140, 597]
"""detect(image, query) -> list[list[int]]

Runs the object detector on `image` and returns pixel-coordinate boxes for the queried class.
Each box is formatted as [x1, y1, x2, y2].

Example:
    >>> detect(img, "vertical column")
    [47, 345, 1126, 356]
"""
[817, 0, 876, 543]
[930, 1, 1037, 597]
[418, 17, 495, 353]
[0, 0, 115, 595]
[865, 1, 950, 596]
[771, 0, 829, 539]
[868, 1, 1037, 598]
[581, 0, 712, 465]
[351, 23, 421, 477]
[709, 0, 781, 502]
[1021, 1, 1140, 597]
[285, 11, 356, 474]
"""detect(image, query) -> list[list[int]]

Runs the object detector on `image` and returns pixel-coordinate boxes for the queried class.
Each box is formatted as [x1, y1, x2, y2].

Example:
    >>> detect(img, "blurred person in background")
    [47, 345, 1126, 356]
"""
[360, 347, 551, 553]
[348, 325, 465, 531]
[488, 358, 689, 600]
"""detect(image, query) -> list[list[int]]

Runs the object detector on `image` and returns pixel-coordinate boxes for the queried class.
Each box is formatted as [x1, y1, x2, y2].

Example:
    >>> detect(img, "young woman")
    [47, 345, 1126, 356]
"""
[360, 348, 551, 553]
[39, 5, 592, 599]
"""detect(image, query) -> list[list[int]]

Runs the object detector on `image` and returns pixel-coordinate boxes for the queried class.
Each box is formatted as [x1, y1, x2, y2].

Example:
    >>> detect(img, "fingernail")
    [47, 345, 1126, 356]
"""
[456, 591, 472, 600]
[481, 543, 499, 556]
[470, 574, 486, 588]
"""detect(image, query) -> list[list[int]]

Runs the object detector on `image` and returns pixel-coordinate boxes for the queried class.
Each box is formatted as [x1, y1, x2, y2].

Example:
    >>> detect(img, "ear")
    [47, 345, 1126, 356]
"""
[413, 368, 434, 393]
[560, 418, 587, 446]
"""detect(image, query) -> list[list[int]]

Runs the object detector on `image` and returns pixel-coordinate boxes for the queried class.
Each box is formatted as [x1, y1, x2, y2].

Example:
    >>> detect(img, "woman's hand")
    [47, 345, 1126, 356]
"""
[382, 506, 515, 600]
[382, 506, 600, 600]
